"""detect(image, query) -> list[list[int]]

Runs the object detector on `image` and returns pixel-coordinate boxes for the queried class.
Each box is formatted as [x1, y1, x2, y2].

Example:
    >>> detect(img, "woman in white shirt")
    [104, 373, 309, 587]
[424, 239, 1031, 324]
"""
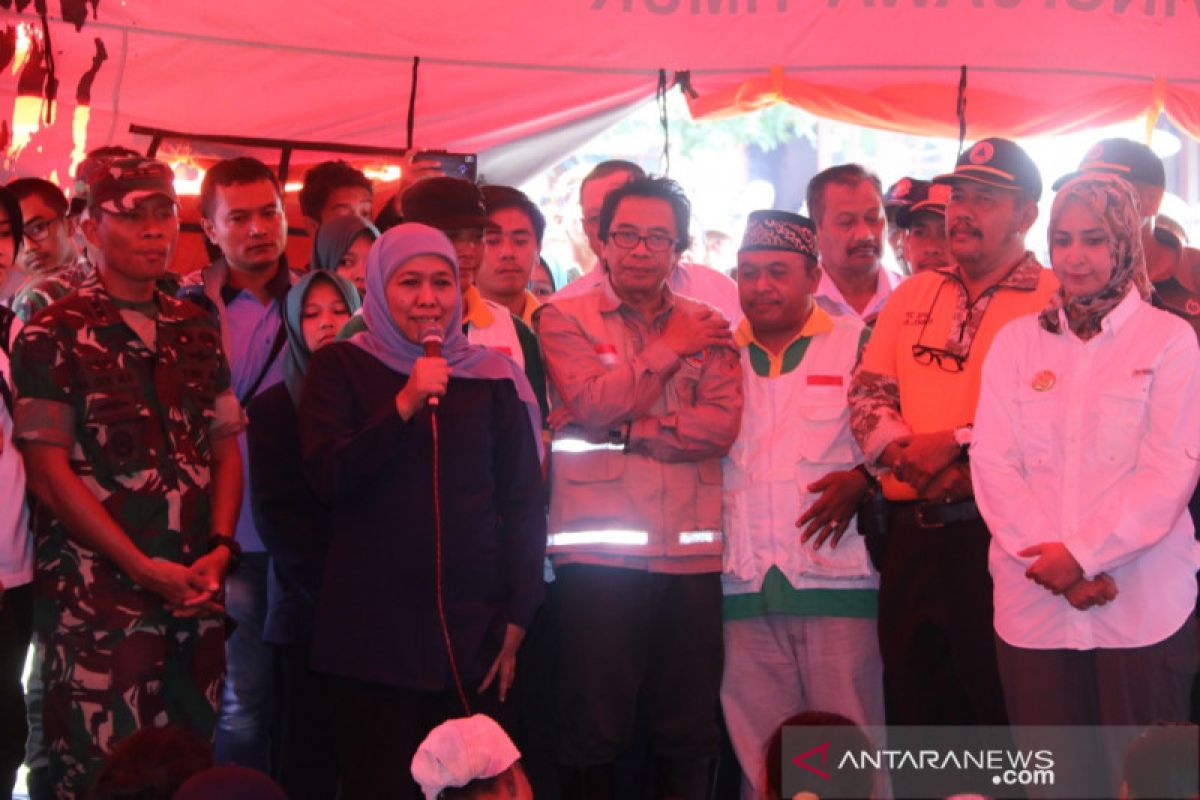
[972, 173, 1200, 791]
[0, 185, 31, 800]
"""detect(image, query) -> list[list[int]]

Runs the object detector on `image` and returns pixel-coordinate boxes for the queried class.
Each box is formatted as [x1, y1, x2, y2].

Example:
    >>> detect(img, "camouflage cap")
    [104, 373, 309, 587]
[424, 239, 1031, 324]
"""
[71, 147, 148, 214]
[83, 156, 177, 214]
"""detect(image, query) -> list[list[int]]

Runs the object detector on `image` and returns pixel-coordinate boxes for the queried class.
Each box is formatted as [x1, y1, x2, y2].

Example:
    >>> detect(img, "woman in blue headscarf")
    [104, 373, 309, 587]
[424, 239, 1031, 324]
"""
[246, 268, 359, 800]
[298, 223, 546, 800]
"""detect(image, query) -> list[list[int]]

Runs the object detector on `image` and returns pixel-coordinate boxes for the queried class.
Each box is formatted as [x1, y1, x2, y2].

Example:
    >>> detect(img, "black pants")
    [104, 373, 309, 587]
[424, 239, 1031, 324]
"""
[324, 672, 515, 800]
[877, 512, 1008, 727]
[997, 618, 1199, 798]
[553, 565, 724, 769]
[515, 582, 561, 799]
[0, 583, 32, 800]
[274, 645, 339, 800]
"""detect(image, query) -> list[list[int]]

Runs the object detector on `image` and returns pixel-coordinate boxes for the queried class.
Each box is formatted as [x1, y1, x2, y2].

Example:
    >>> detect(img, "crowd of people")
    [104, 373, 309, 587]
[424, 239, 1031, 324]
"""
[0, 132, 1196, 800]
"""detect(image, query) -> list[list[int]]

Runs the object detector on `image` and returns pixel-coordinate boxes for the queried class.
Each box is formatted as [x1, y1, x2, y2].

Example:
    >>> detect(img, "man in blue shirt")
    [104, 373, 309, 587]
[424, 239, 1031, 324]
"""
[179, 156, 292, 774]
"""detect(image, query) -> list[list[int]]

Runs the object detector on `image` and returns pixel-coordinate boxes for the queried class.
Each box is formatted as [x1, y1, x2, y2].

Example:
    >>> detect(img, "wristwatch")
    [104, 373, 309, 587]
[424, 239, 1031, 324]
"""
[853, 463, 878, 488]
[208, 534, 242, 573]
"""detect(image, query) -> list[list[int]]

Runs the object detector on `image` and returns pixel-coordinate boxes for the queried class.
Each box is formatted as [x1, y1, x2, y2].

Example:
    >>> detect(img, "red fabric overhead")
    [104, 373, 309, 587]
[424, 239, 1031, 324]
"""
[0, 1, 1195, 180]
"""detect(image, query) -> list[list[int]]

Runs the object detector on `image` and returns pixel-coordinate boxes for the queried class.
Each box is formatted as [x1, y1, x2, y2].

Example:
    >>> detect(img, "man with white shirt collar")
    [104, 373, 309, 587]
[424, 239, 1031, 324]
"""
[808, 164, 898, 325]
[554, 160, 741, 322]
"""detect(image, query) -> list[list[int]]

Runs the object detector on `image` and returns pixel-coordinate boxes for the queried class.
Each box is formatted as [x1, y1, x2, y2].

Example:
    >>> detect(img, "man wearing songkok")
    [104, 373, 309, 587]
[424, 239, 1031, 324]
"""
[896, 182, 953, 274]
[848, 138, 1057, 736]
[553, 160, 741, 322]
[883, 177, 927, 275]
[809, 164, 899, 324]
[412, 715, 533, 800]
[11, 157, 244, 799]
[720, 210, 883, 799]
[536, 176, 742, 798]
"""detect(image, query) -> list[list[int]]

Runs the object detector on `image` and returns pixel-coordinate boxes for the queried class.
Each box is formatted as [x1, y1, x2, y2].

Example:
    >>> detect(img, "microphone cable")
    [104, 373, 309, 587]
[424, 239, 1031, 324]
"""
[430, 402, 471, 716]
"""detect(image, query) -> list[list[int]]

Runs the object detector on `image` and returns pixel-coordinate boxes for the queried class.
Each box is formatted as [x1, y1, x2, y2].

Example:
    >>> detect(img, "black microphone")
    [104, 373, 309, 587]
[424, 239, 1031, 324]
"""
[420, 323, 445, 408]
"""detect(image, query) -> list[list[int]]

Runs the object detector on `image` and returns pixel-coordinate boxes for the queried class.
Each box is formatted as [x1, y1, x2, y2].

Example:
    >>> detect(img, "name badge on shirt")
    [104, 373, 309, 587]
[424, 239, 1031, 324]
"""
[595, 343, 618, 367]
[807, 374, 843, 386]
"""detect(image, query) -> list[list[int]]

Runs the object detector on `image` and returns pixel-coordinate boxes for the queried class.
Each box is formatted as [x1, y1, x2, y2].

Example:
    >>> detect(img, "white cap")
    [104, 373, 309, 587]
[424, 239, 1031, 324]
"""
[411, 714, 521, 800]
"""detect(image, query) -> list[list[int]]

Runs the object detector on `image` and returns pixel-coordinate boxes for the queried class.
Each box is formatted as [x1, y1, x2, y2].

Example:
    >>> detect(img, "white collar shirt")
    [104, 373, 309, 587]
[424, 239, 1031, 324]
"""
[972, 291, 1200, 649]
[814, 264, 899, 322]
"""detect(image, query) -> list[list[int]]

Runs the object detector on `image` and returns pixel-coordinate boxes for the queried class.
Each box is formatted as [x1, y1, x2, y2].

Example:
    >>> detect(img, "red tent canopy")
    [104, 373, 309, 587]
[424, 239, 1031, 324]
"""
[0, 1, 1196, 182]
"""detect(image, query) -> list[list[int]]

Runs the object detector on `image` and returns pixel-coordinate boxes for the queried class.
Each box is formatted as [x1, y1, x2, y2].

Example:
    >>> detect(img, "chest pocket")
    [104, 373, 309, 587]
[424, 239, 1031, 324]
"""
[164, 326, 221, 425]
[1094, 380, 1150, 466]
[795, 398, 855, 465]
[1013, 387, 1056, 470]
[81, 362, 155, 476]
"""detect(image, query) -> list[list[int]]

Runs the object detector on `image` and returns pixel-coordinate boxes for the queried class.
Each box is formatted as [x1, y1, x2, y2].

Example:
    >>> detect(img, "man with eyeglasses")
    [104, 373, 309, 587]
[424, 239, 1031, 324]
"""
[847, 139, 1057, 741]
[10, 157, 243, 799]
[5, 178, 89, 321]
[554, 161, 741, 323]
[536, 176, 742, 799]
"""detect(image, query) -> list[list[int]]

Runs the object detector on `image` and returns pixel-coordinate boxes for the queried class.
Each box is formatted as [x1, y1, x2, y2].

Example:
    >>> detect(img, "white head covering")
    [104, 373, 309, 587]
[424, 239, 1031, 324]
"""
[411, 714, 521, 800]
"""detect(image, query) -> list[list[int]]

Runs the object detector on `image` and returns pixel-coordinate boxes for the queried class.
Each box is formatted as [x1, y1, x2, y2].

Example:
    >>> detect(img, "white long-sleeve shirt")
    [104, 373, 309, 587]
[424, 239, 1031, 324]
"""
[972, 291, 1200, 650]
[0, 313, 32, 589]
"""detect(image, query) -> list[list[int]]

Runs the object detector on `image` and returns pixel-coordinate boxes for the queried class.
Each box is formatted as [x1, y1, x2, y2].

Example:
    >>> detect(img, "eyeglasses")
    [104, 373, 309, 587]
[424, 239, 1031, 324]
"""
[23, 215, 64, 243]
[911, 344, 966, 373]
[608, 231, 676, 253]
[910, 279, 975, 373]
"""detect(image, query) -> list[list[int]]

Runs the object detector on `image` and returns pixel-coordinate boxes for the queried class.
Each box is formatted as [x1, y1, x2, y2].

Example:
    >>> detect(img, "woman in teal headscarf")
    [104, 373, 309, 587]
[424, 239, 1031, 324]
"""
[310, 213, 379, 297]
[246, 269, 360, 800]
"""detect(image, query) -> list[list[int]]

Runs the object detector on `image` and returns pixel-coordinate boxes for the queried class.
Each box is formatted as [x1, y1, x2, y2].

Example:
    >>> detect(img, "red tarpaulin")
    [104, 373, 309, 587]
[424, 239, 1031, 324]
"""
[0, 1, 1196, 182]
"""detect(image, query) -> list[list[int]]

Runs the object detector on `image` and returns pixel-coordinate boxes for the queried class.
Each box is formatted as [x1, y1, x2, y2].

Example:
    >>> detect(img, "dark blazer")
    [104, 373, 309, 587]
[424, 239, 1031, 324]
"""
[298, 342, 546, 692]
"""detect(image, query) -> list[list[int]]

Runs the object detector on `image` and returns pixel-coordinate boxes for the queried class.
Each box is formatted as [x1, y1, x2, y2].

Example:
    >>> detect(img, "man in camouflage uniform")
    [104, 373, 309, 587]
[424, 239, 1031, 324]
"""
[10, 157, 244, 799]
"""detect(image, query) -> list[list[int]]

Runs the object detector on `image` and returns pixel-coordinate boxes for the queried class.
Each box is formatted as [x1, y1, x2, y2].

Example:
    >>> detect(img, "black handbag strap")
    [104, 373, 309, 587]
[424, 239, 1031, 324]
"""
[237, 306, 288, 407]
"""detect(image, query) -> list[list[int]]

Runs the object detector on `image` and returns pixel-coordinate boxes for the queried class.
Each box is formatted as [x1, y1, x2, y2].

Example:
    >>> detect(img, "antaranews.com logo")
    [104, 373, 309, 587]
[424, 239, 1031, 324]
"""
[792, 740, 1054, 787]
[781, 725, 1195, 799]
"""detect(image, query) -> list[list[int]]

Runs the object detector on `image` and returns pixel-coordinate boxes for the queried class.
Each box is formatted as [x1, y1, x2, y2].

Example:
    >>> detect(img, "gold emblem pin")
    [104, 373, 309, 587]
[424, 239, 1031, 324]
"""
[1032, 370, 1056, 391]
